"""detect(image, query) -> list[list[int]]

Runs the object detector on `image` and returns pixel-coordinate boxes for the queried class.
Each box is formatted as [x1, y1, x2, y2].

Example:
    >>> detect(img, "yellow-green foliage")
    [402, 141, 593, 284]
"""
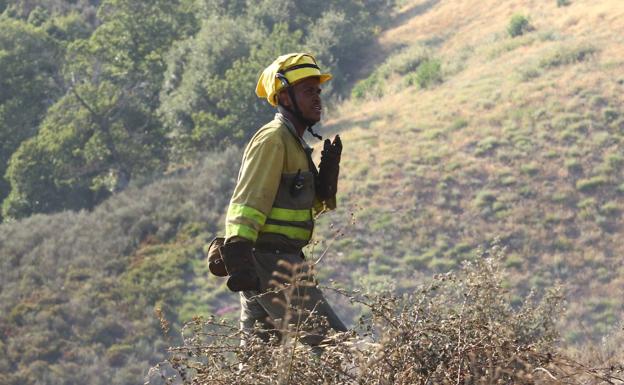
[508, 14, 532, 37]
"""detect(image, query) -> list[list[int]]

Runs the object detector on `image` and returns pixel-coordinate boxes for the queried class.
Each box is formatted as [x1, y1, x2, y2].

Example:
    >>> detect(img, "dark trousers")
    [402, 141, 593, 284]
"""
[239, 250, 347, 346]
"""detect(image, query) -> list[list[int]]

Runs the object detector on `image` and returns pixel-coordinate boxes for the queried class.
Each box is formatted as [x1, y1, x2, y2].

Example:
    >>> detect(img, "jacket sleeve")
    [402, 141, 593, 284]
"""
[225, 134, 285, 243]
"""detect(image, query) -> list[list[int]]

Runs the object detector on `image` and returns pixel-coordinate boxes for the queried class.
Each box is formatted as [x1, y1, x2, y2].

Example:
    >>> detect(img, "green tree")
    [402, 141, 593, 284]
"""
[158, 1, 393, 161]
[202, 24, 304, 146]
[26, 6, 49, 26]
[508, 14, 532, 37]
[0, 0, 101, 23]
[43, 12, 92, 42]
[3, 0, 198, 219]
[0, 17, 61, 220]
[63, 0, 199, 147]
[3, 82, 166, 218]
[158, 17, 297, 160]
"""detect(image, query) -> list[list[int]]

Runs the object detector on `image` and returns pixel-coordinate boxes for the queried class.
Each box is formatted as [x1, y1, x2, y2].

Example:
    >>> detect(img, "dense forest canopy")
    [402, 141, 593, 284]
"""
[0, 0, 392, 221]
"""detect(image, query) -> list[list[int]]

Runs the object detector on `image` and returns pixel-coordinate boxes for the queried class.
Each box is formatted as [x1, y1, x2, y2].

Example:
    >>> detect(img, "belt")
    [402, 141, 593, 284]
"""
[253, 241, 305, 257]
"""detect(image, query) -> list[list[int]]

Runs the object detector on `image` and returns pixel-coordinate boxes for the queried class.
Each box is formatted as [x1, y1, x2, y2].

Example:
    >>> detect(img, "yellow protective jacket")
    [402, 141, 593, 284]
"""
[225, 113, 335, 251]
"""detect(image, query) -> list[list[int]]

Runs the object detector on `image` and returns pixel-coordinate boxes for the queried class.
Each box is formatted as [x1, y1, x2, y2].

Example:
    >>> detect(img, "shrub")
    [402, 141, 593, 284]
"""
[473, 190, 497, 208]
[507, 14, 532, 38]
[449, 118, 469, 131]
[551, 113, 583, 130]
[475, 136, 501, 156]
[600, 201, 619, 216]
[89, 319, 126, 346]
[518, 66, 541, 81]
[403, 253, 430, 269]
[610, 117, 624, 133]
[603, 108, 619, 123]
[501, 175, 517, 186]
[521, 162, 540, 176]
[539, 44, 597, 68]
[550, 191, 570, 203]
[106, 344, 133, 367]
[383, 45, 429, 75]
[557, 0, 571, 6]
[565, 158, 583, 174]
[576, 175, 609, 192]
[427, 256, 457, 271]
[504, 253, 524, 269]
[351, 72, 384, 100]
[405, 58, 443, 88]
[147, 245, 574, 385]
[595, 154, 623, 175]
[351, 45, 430, 100]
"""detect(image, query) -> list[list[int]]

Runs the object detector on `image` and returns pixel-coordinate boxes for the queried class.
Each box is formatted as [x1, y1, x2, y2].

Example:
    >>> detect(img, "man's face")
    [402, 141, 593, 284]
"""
[282, 77, 323, 123]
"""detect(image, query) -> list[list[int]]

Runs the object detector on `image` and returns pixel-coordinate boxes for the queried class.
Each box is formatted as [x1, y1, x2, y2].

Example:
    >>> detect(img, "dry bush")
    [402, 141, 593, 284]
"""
[147, 245, 623, 385]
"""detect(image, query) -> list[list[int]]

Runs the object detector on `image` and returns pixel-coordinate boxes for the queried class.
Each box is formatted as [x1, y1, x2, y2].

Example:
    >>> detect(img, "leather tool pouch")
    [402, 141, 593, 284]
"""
[207, 237, 227, 277]
[219, 240, 255, 275]
[218, 240, 260, 292]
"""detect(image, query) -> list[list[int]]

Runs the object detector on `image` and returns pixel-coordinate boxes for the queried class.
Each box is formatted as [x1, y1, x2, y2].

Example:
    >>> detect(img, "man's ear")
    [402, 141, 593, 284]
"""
[277, 89, 291, 108]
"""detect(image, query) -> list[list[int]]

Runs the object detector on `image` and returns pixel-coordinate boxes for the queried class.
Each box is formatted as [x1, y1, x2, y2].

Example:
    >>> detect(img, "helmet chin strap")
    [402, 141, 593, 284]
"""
[276, 74, 323, 141]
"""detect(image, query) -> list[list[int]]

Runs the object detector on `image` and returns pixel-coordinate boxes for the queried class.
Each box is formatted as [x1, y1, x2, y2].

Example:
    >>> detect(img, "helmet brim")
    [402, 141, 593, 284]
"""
[284, 67, 332, 85]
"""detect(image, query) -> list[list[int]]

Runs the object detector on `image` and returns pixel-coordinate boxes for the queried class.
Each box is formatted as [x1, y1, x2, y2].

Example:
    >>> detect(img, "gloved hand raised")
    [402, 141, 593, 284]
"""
[317, 135, 342, 200]
[219, 240, 260, 292]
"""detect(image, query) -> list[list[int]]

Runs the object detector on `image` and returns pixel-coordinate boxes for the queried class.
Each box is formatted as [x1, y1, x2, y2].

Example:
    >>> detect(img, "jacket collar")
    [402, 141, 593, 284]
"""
[275, 113, 312, 152]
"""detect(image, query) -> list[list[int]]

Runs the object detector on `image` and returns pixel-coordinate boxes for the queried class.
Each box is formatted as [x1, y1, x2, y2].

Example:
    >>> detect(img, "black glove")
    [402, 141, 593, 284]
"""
[317, 135, 342, 200]
[219, 240, 260, 292]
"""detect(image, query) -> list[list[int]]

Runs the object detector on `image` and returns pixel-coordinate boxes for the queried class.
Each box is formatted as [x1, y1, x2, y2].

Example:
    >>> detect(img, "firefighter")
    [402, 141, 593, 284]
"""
[219, 52, 347, 345]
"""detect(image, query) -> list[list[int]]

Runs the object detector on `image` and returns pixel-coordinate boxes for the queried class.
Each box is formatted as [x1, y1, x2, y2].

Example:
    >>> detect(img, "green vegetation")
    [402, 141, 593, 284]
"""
[0, 0, 392, 220]
[474, 189, 497, 208]
[0, 1, 395, 383]
[520, 162, 540, 176]
[405, 58, 443, 88]
[0, 150, 239, 385]
[576, 175, 609, 192]
[508, 14, 532, 38]
[565, 158, 583, 174]
[351, 45, 435, 99]
[0, 18, 62, 221]
[475, 136, 502, 156]
[350, 72, 385, 100]
[2, 0, 624, 384]
[539, 43, 597, 68]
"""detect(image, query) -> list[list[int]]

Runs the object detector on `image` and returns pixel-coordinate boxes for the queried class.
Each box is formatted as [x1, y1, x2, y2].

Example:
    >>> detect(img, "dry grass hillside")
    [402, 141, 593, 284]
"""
[312, 0, 624, 345]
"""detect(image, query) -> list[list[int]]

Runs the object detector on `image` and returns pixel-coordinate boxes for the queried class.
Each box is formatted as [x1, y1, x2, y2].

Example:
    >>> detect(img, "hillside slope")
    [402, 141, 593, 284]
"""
[1, 1, 623, 384]
[0, 151, 240, 385]
[314, 0, 624, 342]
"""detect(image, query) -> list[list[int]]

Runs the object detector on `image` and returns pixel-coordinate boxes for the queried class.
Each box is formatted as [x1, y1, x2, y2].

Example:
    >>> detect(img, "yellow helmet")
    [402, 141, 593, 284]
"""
[256, 53, 332, 107]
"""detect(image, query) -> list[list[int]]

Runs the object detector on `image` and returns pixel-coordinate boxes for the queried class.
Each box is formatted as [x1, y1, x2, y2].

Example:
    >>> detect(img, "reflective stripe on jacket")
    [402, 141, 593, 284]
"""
[225, 113, 335, 249]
